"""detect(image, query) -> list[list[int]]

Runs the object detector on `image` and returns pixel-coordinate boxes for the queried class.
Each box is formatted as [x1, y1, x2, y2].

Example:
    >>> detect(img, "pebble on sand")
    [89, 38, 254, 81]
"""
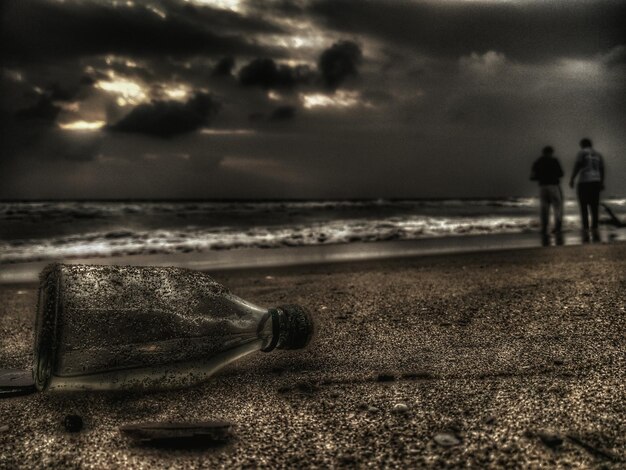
[392, 403, 409, 414]
[63, 415, 84, 433]
[433, 433, 461, 447]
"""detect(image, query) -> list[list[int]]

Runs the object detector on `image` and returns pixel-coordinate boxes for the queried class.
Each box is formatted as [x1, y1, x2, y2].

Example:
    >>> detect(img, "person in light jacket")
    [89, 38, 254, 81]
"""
[569, 138, 605, 241]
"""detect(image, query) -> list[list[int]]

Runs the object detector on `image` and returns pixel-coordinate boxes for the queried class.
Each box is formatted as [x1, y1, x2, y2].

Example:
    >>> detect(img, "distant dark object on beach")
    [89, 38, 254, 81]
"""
[120, 421, 233, 447]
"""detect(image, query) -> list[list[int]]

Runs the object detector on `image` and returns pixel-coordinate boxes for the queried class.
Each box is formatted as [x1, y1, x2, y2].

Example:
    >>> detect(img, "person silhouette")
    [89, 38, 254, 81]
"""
[530, 145, 564, 245]
[569, 138, 605, 242]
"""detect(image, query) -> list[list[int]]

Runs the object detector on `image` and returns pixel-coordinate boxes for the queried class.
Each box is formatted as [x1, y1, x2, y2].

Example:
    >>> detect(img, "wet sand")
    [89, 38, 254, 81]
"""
[1, 243, 625, 468]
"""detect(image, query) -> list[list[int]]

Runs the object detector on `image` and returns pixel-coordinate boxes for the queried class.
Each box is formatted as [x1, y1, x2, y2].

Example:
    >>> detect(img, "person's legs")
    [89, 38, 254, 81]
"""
[552, 186, 563, 233]
[589, 183, 600, 230]
[539, 186, 550, 234]
[577, 184, 590, 231]
[590, 183, 601, 241]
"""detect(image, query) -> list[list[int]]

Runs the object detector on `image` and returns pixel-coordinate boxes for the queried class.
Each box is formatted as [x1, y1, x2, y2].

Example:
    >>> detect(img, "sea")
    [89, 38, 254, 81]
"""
[1, 198, 625, 266]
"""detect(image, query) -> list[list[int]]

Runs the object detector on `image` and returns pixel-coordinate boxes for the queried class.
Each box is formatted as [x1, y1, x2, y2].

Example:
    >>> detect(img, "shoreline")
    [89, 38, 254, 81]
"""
[1, 230, 624, 284]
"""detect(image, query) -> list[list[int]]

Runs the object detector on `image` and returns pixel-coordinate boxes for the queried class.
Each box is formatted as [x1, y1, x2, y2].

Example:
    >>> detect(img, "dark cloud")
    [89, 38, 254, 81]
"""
[0, 0, 280, 63]
[270, 105, 297, 121]
[46, 84, 77, 102]
[310, 0, 626, 62]
[239, 58, 313, 90]
[318, 40, 362, 90]
[15, 95, 62, 123]
[108, 93, 220, 138]
[13, 81, 89, 124]
[212, 57, 236, 77]
[79, 75, 96, 86]
[238, 42, 362, 92]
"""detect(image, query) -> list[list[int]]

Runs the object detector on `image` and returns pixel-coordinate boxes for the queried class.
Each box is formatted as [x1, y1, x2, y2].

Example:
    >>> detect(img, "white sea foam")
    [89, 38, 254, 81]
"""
[2, 199, 624, 264]
[0, 214, 587, 263]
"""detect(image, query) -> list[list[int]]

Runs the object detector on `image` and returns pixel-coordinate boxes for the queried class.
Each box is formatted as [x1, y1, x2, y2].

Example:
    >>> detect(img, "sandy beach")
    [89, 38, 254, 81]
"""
[1, 242, 625, 468]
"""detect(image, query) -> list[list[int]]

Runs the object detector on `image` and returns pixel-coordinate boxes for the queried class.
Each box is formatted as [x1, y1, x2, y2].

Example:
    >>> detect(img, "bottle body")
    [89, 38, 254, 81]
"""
[34, 264, 312, 392]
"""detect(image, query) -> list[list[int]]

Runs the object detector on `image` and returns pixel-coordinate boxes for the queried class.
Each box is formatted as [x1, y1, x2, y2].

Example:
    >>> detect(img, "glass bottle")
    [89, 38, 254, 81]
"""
[34, 264, 314, 392]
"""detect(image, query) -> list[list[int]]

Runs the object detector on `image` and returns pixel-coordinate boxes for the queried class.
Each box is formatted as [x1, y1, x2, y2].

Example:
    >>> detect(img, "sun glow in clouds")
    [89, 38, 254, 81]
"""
[147, 5, 166, 19]
[95, 68, 195, 105]
[58, 120, 106, 131]
[95, 72, 147, 106]
[184, 0, 243, 12]
[162, 84, 191, 101]
[262, 34, 328, 50]
[266, 17, 333, 50]
[300, 91, 369, 109]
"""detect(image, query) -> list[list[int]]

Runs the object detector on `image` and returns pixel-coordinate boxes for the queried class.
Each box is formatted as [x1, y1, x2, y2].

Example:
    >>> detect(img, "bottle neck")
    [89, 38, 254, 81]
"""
[259, 309, 281, 352]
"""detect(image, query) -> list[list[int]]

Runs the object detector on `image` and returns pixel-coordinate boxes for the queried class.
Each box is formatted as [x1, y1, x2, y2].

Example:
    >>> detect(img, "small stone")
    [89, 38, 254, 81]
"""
[434, 433, 461, 447]
[367, 406, 380, 413]
[0, 424, 9, 433]
[63, 415, 83, 433]
[484, 416, 496, 425]
[392, 403, 409, 414]
[537, 431, 563, 448]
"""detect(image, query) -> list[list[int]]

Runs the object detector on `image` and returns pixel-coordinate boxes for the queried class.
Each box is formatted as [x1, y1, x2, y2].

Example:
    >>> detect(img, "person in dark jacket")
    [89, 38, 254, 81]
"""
[530, 146, 564, 242]
[569, 138, 605, 242]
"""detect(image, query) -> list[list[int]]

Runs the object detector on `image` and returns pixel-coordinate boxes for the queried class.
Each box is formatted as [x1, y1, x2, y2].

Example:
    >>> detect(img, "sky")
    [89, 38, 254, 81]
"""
[1, 0, 624, 199]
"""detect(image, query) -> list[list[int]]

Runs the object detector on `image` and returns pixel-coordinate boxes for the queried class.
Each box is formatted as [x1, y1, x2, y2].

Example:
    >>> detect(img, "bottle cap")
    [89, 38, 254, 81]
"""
[276, 304, 314, 350]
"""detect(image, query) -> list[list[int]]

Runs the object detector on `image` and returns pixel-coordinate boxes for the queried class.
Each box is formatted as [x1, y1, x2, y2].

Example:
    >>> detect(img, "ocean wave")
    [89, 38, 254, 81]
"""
[2, 198, 625, 221]
[0, 215, 584, 263]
